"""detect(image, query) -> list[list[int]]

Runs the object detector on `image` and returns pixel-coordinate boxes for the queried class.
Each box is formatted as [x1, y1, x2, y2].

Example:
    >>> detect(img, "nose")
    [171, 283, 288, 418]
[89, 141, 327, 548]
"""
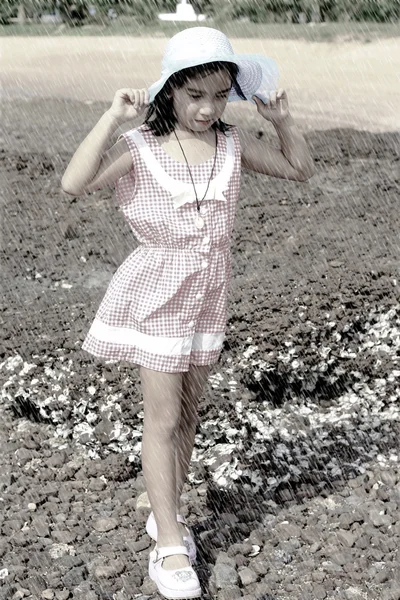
[199, 103, 215, 118]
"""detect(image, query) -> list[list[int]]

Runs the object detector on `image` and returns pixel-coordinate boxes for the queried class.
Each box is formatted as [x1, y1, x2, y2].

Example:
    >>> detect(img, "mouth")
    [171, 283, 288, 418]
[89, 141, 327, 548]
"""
[195, 119, 212, 124]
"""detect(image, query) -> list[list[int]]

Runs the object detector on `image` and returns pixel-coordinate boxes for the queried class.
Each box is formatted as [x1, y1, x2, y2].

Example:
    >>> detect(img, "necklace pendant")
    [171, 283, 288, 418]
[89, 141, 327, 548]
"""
[194, 214, 204, 229]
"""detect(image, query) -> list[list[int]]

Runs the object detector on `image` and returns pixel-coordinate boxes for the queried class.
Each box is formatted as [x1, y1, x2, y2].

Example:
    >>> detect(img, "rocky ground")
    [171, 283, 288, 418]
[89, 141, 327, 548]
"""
[1, 97, 400, 599]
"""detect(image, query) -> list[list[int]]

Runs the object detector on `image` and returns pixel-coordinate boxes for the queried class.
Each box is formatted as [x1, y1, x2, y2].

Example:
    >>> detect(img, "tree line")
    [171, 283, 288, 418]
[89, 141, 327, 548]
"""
[2, 0, 400, 25]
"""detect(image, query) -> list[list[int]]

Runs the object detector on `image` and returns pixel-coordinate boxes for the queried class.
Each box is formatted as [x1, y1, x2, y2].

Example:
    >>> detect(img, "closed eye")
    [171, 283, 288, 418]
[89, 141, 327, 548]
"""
[189, 94, 229, 99]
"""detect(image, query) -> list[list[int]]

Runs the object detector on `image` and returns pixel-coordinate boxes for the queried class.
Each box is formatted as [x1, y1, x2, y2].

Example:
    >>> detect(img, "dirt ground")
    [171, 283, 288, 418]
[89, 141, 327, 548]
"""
[0, 35, 400, 599]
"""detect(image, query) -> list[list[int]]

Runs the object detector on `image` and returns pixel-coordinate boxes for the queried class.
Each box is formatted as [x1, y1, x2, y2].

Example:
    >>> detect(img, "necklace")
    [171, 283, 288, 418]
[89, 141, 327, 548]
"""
[173, 128, 218, 230]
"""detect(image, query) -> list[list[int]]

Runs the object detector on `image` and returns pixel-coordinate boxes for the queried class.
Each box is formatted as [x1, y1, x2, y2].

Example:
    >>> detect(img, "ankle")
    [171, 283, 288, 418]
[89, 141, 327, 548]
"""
[157, 536, 185, 548]
[151, 508, 182, 517]
[157, 520, 184, 538]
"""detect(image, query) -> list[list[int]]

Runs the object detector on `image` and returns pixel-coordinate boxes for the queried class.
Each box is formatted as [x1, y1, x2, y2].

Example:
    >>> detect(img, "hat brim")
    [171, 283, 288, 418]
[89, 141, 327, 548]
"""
[148, 54, 279, 105]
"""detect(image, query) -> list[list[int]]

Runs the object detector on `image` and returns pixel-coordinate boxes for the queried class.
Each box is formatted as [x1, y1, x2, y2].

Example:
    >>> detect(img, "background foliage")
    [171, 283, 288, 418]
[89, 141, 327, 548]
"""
[1, 0, 399, 25]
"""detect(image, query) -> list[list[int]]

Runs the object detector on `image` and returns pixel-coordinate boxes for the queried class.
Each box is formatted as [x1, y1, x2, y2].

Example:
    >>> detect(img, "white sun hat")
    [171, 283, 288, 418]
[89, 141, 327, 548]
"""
[148, 27, 279, 105]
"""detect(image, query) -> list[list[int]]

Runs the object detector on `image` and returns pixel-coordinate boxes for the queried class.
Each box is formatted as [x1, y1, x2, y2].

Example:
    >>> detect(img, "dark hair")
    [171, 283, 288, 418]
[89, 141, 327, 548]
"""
[143, 61, 246, 137]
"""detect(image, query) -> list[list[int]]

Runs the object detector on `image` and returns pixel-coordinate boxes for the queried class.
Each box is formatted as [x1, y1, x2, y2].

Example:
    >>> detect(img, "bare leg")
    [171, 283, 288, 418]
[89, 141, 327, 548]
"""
[140, 365, 190, 570]
[176, 364, 211, 512]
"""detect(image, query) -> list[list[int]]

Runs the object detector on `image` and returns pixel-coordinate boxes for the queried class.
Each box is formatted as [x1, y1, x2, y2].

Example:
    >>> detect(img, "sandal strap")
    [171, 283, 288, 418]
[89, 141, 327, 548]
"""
[149, 511, 188, 527]
[154, 544, 189, 560]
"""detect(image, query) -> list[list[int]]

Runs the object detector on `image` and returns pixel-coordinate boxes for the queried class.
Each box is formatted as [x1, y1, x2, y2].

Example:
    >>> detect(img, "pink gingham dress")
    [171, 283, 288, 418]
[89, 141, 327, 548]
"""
[81, 123, 241, 372]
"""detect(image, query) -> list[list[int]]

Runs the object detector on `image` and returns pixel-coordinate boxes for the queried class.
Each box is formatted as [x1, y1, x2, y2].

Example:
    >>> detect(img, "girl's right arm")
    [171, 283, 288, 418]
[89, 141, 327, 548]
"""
[61, 88, 149, 196]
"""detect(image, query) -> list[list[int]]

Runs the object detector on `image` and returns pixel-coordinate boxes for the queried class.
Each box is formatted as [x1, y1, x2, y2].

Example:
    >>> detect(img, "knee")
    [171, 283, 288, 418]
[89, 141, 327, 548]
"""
[144, 407, 182, 438]
[140, 367, 183, 437]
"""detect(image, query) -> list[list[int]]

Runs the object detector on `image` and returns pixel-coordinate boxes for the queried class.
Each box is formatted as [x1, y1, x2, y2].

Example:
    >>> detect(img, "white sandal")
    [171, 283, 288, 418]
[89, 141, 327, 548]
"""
[146, 511, 197, 563]
[148, 544, 202, 599]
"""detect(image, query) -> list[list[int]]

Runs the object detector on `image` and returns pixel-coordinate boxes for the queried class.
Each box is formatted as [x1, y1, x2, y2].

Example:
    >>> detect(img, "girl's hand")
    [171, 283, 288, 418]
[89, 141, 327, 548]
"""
[252, 88, 290, 124]
[107, 88, 150, 123]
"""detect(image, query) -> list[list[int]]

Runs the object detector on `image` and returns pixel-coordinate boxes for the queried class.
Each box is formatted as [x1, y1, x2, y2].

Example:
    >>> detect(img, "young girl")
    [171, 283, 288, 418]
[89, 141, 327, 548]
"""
[62, 27, 314, 599]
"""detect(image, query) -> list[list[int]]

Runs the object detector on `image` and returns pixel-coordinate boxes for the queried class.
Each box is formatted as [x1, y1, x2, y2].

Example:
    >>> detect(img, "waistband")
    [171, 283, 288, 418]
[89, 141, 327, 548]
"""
[139, 244, 229, 253]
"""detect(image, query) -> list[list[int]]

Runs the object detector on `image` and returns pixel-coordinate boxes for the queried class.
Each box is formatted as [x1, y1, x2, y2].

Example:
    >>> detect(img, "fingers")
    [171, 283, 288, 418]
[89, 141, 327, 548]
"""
[120, 88, 150, 109]
[251, 87, 290, 125]
[139, 88, 149, 107]
[269, 88, 286, 110]
[133, 89, 141, 109]
[252, 95, 265, 107]
[254, 90, 276, 108]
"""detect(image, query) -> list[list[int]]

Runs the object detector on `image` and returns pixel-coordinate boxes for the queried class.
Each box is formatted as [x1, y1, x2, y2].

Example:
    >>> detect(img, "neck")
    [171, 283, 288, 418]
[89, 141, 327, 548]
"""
[173, 123, 215, 139]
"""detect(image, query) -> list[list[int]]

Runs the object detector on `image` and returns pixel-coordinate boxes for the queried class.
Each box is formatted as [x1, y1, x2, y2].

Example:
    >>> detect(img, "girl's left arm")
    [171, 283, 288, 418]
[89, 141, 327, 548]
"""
[237, 89, 316, 182]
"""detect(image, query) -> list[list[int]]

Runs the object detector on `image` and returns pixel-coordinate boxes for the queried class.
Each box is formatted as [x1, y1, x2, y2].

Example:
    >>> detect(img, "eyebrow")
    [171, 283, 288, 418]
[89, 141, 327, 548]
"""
[186, 87, 231, 94]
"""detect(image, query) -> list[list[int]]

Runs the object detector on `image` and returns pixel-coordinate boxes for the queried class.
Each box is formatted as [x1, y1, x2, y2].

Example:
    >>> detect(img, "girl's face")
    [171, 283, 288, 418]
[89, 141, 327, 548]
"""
[170, 69, 232, 134]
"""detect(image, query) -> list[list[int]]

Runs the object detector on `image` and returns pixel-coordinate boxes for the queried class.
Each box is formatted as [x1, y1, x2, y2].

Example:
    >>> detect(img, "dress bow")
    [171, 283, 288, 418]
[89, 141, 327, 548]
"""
[171, 178, 228, 210]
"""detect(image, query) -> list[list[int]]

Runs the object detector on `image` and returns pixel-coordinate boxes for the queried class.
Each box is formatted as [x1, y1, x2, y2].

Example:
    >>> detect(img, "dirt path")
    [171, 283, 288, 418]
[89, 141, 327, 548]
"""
[1, 101, 400, 597]
[1, 35, 399, 132]
[1, 32, 400, 600]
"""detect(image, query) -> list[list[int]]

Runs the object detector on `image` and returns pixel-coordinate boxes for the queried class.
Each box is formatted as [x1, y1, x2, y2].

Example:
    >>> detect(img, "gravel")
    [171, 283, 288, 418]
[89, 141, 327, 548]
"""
[1, 98, 399, 599]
